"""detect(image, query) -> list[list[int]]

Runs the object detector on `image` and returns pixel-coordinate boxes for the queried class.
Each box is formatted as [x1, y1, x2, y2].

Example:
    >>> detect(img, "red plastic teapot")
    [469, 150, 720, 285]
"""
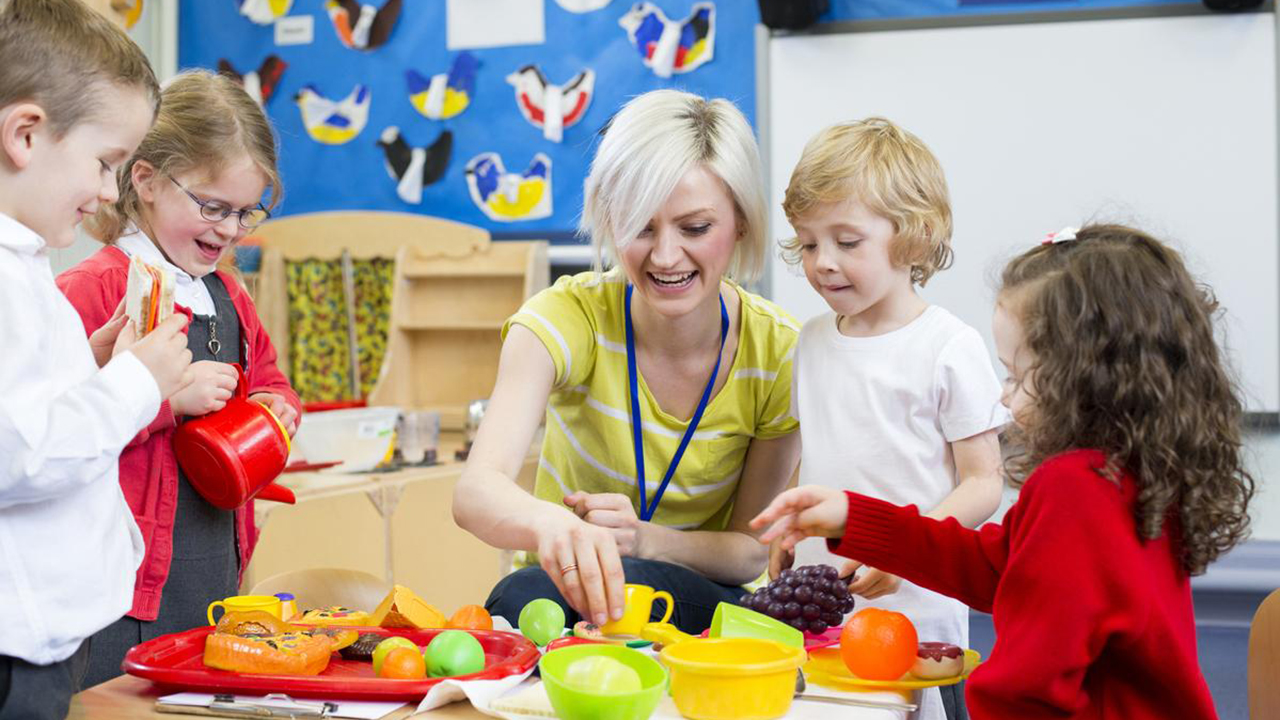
[173, 364, 296, 510]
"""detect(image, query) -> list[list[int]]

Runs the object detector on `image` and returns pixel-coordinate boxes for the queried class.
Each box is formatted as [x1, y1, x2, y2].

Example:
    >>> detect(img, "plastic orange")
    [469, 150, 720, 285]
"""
[448, 604, 493, 631]
[840, 608, 918, 681]
[379, 646, 427, 679]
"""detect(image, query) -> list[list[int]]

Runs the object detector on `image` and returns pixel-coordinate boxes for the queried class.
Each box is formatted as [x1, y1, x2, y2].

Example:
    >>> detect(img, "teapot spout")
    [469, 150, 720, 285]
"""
[254, 482, 296, 505]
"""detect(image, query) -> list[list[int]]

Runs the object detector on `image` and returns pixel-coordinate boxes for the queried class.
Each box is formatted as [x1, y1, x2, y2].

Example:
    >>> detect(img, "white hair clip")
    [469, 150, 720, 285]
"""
[1042, 226, 1079, 245]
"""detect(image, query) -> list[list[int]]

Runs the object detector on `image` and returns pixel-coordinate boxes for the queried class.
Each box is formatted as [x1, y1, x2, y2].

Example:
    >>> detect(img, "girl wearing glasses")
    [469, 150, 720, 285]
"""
[57, 69, 300, 688]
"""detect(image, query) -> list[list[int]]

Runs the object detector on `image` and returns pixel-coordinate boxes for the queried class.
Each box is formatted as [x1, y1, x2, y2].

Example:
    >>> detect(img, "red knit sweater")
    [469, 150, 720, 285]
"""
[829, 449, 1217, 720]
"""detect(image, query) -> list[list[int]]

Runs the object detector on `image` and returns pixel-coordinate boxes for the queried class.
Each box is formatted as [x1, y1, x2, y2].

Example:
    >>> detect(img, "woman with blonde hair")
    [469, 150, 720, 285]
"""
[454, 90, 801, 631]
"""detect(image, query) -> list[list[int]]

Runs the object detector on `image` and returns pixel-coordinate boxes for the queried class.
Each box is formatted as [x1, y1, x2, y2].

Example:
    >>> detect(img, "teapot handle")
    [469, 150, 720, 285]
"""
[230, 363, 248, 401]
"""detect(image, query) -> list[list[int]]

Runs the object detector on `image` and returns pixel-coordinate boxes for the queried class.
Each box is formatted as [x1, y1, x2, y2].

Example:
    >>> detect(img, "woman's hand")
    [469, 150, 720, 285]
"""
[750, 484, 849, 551]
[564, 491, 644, 557]
[170, 361, 238, 417]
[535, 513, 626, 626]
[249, 391, 299, 436]
[841, 560, 902, 599]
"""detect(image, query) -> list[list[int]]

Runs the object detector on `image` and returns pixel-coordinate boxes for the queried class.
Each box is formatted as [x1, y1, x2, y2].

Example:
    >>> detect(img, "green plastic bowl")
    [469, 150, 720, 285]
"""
[540, 645, 668, 720]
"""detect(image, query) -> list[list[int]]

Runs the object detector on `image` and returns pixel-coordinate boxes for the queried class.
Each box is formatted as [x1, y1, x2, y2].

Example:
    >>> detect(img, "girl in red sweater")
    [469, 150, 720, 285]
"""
[752, 224, 1253, 720]
[57, 70, 300, 688]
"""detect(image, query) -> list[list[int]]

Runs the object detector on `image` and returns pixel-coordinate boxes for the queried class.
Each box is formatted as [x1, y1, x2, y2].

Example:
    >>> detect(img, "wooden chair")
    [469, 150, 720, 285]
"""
[1250, 587, 1280, 719]
[251, 211, 548, 428]
[248, 568, 392, 615]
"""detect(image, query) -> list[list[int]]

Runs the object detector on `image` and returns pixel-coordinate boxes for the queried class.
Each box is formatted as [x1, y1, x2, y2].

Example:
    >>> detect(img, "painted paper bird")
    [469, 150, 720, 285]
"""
[237, 0, 292, 25]
[217, 55, 287, 107]
[555, 0, 612, 12]
[406, 52, 479, 121]
[506, 65, 595, 143]
[465, 152, 552, 222]
[326, 0, 401, 50]
[377, 127, 452, 204]
[618, 2, 715, 78]
[295, 84, 371, 145]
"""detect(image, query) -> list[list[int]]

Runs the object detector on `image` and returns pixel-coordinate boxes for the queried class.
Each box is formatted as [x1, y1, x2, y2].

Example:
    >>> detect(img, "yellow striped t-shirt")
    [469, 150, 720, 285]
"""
[505, 270, 800, 568]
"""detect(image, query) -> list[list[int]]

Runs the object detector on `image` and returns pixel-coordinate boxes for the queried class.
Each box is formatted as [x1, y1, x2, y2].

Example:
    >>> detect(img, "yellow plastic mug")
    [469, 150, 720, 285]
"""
[600, 584, 673, 637]
[207, 594, 283, 625]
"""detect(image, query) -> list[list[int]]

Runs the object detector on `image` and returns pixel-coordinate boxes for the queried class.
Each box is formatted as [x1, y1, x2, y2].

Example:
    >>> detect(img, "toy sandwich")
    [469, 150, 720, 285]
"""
[125, 255, 175, 336]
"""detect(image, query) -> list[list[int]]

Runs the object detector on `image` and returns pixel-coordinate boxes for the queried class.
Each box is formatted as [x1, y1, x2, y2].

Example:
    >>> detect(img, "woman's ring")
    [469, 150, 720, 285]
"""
[560, 564, 579, 575]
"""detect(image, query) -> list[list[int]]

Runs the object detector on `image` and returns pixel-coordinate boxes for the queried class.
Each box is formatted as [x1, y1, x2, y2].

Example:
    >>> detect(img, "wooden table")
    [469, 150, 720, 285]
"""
[245, 431, 537, 614]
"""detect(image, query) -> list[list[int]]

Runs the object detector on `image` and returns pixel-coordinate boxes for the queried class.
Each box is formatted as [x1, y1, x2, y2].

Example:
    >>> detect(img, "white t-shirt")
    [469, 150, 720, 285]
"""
[792, 306, 1008, 719]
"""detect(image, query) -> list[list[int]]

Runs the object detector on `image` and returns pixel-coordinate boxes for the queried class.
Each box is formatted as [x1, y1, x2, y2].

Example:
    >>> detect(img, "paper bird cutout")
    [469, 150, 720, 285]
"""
[465, 152, 552, 222]
[217, 55, 287, 107]
[377, 127, 452, 204]
[238, 0, 292, 25]
[295, 84, 371, 145]
[326, 0, 401, 51]
[555, 0, 612, 11]
[506, 65, 594, 143]
[406, 52, 478, 121]
[619, 2, 715, 78]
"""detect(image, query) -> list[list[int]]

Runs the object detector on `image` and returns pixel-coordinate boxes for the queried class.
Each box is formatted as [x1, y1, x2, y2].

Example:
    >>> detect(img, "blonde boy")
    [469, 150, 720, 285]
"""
[782, 119, 1008, 720]
[0, 1, 191, 716]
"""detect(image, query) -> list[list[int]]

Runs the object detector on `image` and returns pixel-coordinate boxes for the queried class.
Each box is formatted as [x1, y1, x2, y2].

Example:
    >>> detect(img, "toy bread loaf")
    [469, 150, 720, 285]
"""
[203, 631, 333, 676]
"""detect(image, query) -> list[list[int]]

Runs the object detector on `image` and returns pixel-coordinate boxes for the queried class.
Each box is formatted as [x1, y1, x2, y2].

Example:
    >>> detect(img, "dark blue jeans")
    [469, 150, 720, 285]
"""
[485, 557, 745, 634]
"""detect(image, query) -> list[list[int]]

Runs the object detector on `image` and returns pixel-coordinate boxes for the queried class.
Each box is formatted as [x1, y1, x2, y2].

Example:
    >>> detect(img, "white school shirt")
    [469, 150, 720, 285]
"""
[0, 213, 155, 664]
[116, 229, 216, 317]
[791, 307, 1008, 720]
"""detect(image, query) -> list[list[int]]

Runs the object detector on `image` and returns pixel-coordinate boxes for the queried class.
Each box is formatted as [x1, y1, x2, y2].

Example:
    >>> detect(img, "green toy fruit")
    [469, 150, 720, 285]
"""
[518, 599, 566, 647]
[371, 636, 419, 676]
[564, 655, 643, 694]
[424, 630, 486, 678]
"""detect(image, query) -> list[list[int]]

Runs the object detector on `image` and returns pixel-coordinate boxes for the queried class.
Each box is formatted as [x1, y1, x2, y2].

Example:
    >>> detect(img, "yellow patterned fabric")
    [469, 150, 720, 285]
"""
[285, 258, 394, 402]
[505, 269, 800, 570]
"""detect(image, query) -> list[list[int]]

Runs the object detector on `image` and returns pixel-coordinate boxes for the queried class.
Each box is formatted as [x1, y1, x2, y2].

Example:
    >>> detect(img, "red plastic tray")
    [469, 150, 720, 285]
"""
[122, 626, 539, 700]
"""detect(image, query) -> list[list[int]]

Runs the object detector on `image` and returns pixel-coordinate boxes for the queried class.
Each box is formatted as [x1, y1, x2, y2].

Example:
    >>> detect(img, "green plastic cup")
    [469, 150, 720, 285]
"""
[709, 602, 804, 648]
[540, 644, 668, 720]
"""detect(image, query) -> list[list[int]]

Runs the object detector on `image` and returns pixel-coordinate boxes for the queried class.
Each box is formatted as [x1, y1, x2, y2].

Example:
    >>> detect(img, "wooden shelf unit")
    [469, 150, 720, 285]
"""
[250, 211, 548, 428]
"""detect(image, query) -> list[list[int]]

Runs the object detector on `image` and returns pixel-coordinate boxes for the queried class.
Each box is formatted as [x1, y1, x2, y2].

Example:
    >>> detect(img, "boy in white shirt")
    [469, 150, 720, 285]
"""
[0, 1, 192, 717]
[780, 118, 1008, 720]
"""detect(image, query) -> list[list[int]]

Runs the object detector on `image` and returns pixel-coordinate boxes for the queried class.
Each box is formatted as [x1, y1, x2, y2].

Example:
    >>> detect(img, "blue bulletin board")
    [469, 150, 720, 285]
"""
[177, 1, 759, 241]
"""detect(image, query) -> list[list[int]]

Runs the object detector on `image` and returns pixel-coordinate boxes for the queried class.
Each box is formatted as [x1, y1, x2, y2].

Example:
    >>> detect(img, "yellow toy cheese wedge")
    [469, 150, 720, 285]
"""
[371, 584, 446, 629]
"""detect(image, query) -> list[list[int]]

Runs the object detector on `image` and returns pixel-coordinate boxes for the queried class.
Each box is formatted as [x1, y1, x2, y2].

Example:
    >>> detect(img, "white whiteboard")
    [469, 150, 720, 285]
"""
[767, 12, 1279, 411]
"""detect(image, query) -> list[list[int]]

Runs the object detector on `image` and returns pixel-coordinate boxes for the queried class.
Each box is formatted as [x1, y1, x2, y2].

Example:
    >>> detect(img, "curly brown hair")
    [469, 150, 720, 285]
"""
[999, 224, 1253, 576]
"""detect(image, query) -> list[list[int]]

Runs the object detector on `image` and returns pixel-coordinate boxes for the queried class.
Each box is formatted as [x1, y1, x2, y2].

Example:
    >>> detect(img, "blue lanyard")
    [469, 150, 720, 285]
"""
[625, 284, 729, 522]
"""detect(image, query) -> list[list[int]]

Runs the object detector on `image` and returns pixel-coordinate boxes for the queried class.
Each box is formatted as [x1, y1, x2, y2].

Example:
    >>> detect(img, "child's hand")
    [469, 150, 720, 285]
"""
[170, 361, 238, 417]
[768, 540, 794, 580]
[250, 392, 299, 437]
[750, 485, 849, 551]
[124, 314, 193, 400]
[89, 298, 129, 368]
[841, 560, 902, 599]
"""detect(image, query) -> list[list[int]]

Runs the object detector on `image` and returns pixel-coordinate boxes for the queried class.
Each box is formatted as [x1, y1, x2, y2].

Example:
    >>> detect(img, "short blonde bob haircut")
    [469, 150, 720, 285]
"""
[580, 89, 767, 284]
[781, 118, 953, 286]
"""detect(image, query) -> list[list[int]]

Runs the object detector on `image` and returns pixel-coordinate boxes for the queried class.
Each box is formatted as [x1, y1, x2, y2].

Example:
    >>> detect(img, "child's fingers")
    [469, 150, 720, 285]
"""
[756, 514, 796, 544]
[108, 296, 127, 321]
[749, 489, 809, 530]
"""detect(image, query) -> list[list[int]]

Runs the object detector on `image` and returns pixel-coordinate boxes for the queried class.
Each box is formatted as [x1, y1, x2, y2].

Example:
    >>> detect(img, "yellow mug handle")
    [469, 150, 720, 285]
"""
[207, 601, 227, 626]
[641, 621, 692, 647]
[651, 590, 674, 625]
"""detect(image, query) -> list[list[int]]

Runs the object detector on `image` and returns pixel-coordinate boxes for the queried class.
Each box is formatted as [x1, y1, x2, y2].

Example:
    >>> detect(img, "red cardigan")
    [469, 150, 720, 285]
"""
[830, 449, 1218, 720]
[57, 246, 301, 621]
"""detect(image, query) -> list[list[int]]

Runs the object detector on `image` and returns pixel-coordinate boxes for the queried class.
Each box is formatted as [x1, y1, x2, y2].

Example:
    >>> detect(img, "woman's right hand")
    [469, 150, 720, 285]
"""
[169, 360, 238, 417]
[535, 514, 626, 626]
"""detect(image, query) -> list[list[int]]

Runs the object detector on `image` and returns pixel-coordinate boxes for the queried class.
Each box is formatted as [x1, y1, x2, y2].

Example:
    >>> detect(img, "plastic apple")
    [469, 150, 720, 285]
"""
[371, 636, 419, 676]
[564, 655, 642, 694]
[424, 630, 486, 677]
[518, 599, 566, 647]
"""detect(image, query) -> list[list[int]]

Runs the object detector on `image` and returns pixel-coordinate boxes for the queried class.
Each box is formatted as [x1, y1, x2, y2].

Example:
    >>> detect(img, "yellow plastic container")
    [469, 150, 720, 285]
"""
[658, 638, 805, 720]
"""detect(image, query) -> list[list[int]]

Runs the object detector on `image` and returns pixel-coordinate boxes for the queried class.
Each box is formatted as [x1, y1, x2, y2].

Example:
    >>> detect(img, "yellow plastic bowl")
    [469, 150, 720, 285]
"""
[658, 638, 805, 720]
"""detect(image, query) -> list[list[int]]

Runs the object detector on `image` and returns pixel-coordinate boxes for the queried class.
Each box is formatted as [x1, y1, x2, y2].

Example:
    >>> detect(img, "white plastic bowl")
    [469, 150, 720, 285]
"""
[290, 406, 400, 473]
